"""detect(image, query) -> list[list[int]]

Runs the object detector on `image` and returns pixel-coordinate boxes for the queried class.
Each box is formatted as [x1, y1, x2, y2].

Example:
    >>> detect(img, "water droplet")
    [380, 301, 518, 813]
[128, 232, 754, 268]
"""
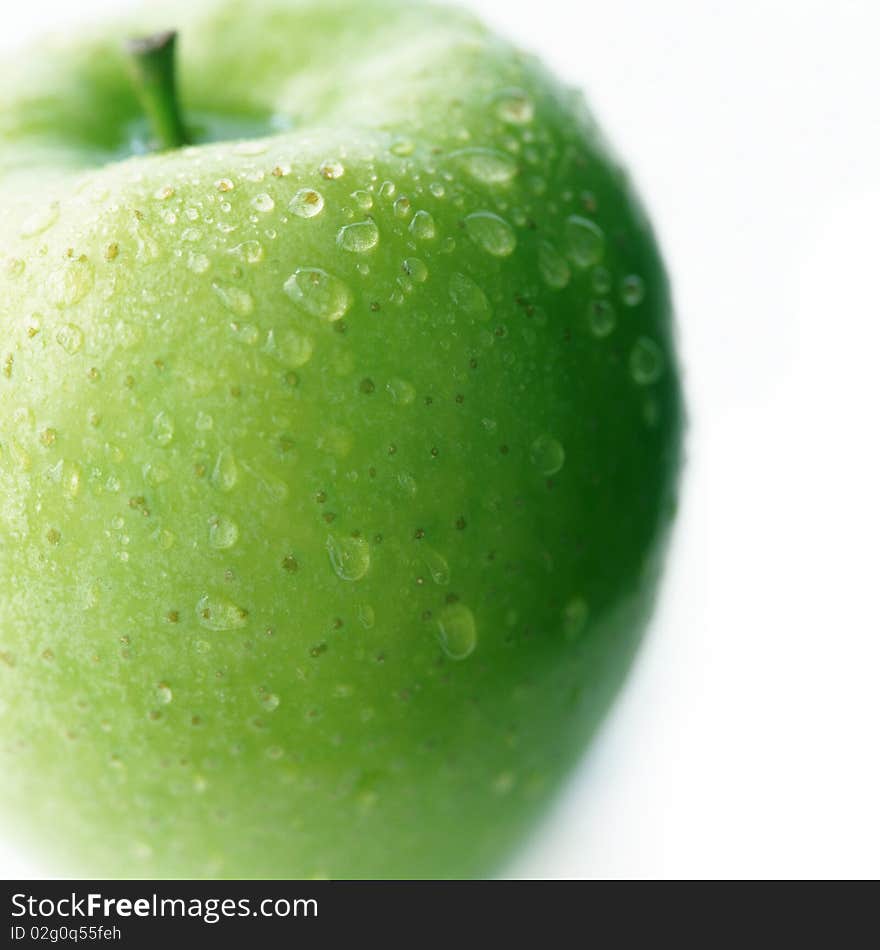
[390, 137, 415, 156]
[591, 266, 612, 294]
[151, 411, 174, 446]
[283, 267, 352, 322]
[565, 215, 605, 268]
[464, 212, 516, 257]
[357, 604, 375, 628]
[409, 210, 436, 240]
[449, 272, 491, 320]
[327, 534, 371, 581]
[402, 258, 428, 283]
[529, 434, 565, 475]
[211, 447, 239, 491]
[493, 87, 535, 124]
[209, 515, 239, 549]
[422, 546, 450, 585]
[156, 683, 173, 704]
[351, 190, 373, 210]
[587, 300, 616, 338]
[4, 257, 25, 279]
[196, 593, 248, 631]
[629, 337, 665, 385]
[621, 274, 645, 306]
[274, 329, 314, 367]
[251, 193, 275, 213]
[229, 240, 264, 264]
[288, 188, 325, 218]
[393, 195, 412, 219]
[56, 323, 84, 354]
[538, 240, 571, 289]
[48, 259, 94, 309]
[378, 180, 396, 199]
[436, 603, 477, 659]
[337, 219, 379, 253]
[234, 140, 269, 156]
[260, 692, 280, 711]
[562, 596, 589, 640]
[452, 148, 518, 185]
[188, 252, 210, 274]
[20, 202, 59, 237]
[215, 178, 234, 192]
[397, 471, 418, 497]
[386, 377, 416, 405]
[319, 159, 344, 180]
[212, 282, 254, 316]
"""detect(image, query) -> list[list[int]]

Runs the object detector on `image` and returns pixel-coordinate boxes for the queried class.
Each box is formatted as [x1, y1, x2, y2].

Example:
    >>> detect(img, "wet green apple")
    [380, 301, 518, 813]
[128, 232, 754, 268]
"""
[0, 0, 683, 878]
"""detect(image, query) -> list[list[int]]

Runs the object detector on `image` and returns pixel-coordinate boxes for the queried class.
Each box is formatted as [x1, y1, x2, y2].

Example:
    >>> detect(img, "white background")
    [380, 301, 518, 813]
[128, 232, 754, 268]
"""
[3, 0, 879, 879]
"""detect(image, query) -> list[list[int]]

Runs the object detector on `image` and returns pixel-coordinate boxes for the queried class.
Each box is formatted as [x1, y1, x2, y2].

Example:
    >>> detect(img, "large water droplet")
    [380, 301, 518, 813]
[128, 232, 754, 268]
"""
[437, 603, 477, 659]
[538, 240, 571, 289]
[212, 282, 254, 316]
[448, 272, 492, 320]
[629, 337, 665, 384]
[327, 534, 371, 581]
[337, 219, 379, 253]
[529, 434, 565, 475]
[451, 148, 518, 185]
[209, 515, 239, 549]
[283, 268, 352, 321]
[565, 215, 605, 268]
[196, 593, 248, 630]
[464, 212, 516, 257]
[288, 188, 325, 218]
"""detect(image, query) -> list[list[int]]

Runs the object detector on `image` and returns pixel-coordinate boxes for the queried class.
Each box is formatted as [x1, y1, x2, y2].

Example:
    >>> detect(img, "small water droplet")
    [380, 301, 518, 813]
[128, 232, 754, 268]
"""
[386, 377, 416, 405]
[629, 337, 665, 384]
[261, 692, 280, 711]
[397, 471, 418, 497]
[452, 148, 518, 185]
[188, 252, 210, 274]
[209, 515, 239, 549]
[196, 593, 248, 631]
[4, 257, 25, 279]
[234, 140, 269, 156]
[621, 274, 645, 306]
[351, 190, 373, 211]
[20, 202, 59, 238]
[494, 87, 535, 124]
[327, 534, 371, 581]
[156, 682, 173, 704]
[215, 178, 235, 192]
[288, 188, 325, 218]
[229, 240, 264, 264]
[409, 209, 436, 240]
[449, 272, 492, 320]
[357, 604, 375, 628]
[56, 323, 84, 354]
[212, 282, 254, 316]
[562, 596, 589, 640]
[337, 219, 379, 253]
[565, 215, 605, 268]
[422, 546, 450, 585]
[319, 159, 345, 180]
[436, 603, 477, 659]
[151, 411, 174, 446]
[211, 447, 239, 491]
[464, 211, 516, 257]
[390, 137, 415, 156]
[538, 240, 571, 289]
[402, 258, 428, 283]
[284, 267, 352, 321]
[274, 328, 314, 367]
[48, 258, 94, 309]
[588, 300, 616, 338]
[393, 195, 412, 219]
[251, 193, 275, 213]
[530, 434, 565, 475]
[591, 266, 612, 294]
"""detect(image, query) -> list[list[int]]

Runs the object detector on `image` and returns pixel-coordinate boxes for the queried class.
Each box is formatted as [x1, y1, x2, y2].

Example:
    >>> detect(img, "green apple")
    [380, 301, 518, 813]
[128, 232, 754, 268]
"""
[0, 0, 683, 878]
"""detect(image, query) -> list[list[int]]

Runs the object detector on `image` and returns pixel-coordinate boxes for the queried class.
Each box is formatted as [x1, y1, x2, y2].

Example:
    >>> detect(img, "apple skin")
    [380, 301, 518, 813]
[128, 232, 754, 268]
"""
[0, 0, 683, 878]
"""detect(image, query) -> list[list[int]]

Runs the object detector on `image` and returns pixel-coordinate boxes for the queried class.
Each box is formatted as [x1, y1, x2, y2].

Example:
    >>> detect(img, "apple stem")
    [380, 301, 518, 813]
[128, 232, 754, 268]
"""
[125, 30, 189, 151]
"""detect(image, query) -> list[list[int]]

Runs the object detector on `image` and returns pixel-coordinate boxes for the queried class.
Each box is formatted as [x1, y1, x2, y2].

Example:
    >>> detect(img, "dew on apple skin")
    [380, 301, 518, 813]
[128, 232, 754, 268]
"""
[48, 258, 94, 309]
[56, 323, 84, 355]
[20, 201, 59, 238]
[351, 189, 373, 211]
[196, 593, 249, 631]
[591, 266, 612, 295]
[409, 209, 436, 240]
[436, 602, 477, 659]
[211, 447, 239, 492]
[208, 515, 239, 550]
[621, 274, 646, 306]
[357, 604, 375, 628]
[156, 682, 173, 705]
[529, 434, 565, 476]
[283, 267, 352, 322]
[448, 272, 492, 320]
[229, 240, 264, 264]
[319, 159, 345, 180]
[150, 411, 174, 447]
[562, 596, 589, 640]
[326, 533, 371, 581]
[493, 87, 535, 124]
[402, 258, 428, 283]
[464, 211, 516, 257]
[422, 545, 450, 585]
[451, 147, 518, 185]
[393, 196, 412, 219]
[273, 328, 314, 367]
[397, 471, 418, 497]
[215, 178, 234, 192]
[212, 282, 254, 316]
[587, 299, 616, 338]
[629, 337, 665, 385]
[188, 252, 211, 274]
[538, 240, 571, 289]
[260, 692, 280, 712]
[288, 188, 325, 218]
[386, 377, 416, 405]
[565, 215, 605, 268]
[337, 219, 379, 253]
[251, 193, 275, 213]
